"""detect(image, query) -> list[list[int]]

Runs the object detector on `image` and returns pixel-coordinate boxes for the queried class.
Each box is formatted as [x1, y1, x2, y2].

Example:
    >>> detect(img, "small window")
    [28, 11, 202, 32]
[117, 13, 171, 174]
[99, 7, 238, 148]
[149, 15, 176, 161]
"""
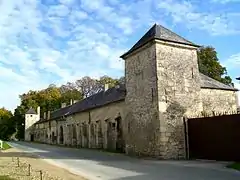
[112, 122, 116, 128]
[128, 121, 130, 133]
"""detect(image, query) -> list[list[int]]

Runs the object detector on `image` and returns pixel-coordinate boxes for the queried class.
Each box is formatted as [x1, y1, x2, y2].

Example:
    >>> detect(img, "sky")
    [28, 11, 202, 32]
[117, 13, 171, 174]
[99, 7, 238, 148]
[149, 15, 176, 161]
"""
[0, 0, 240, 112]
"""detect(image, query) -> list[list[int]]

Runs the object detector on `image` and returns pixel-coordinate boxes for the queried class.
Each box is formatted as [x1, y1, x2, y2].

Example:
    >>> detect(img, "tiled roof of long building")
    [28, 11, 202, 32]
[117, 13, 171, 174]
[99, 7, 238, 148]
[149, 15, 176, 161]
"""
[199, 73, 238, 91]
[49, 84, 126, 120]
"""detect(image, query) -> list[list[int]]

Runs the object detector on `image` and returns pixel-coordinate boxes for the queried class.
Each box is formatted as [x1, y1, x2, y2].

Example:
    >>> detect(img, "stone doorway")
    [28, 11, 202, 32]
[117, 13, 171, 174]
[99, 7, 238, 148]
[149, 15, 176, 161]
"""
[52, 132, 55, 143]
[59, 126, 64, 144]
[83, 123, 88, 148]
[72, 125, 77, 146]
[96, 121, 103, 149]
[116, 116, 125, 153]
[30, 134, 34, 142]
[90, 123, 96, 148]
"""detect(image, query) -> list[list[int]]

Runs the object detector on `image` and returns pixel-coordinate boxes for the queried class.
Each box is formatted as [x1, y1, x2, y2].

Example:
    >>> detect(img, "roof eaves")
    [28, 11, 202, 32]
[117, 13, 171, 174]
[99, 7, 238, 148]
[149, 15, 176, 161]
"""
[67, 97, 125, 117]
[120, 37, 201, 59]
[201, 86, 238, 91]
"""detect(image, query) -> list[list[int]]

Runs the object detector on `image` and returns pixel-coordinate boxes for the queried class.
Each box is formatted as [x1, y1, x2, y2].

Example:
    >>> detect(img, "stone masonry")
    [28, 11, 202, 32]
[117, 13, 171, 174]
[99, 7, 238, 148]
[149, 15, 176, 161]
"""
[124, 41, 160, 157]
[201, 89, 238, 112]
[155, 41, 203, 159]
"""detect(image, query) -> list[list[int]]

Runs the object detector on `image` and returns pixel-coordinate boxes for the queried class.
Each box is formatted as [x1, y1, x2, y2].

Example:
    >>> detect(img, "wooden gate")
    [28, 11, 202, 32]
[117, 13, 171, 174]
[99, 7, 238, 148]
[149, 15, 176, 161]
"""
[187, 114, 240, 161]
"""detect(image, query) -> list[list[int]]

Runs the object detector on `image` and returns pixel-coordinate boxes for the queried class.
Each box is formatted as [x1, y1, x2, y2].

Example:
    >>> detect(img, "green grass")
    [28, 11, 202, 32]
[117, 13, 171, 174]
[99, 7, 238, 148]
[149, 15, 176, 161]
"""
[227, 162, 240, 171]
[0, 176, 16, 180]
[1, 142, 11, 150]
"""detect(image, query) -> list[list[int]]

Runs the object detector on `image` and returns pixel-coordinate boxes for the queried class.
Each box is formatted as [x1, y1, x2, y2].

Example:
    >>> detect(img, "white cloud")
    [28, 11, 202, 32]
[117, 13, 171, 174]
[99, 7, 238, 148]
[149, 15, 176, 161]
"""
[47, 4, 70, 17]
[222, 53, 240, 70]
[156, 0, 240, 35]
[222, 53, 240, 105]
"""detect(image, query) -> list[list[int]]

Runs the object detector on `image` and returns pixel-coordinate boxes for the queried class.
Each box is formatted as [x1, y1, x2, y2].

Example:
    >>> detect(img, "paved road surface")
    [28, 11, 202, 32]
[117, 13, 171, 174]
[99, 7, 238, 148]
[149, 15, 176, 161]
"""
[7, 141, 240, 180]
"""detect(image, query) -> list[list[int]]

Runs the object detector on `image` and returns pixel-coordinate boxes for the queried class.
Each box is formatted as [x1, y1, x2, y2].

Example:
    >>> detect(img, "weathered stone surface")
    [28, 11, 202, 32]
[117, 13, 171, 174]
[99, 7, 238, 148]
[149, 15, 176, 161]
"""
[201, 88, 238, 112]
[124, 41, 160, 157]
[155, 40, 203, 159]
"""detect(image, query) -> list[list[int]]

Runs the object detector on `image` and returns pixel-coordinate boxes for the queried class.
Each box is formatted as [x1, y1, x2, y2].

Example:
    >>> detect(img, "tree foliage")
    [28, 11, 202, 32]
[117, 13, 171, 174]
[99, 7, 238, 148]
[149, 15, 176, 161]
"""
[197, 46, 233, 86]
[0, 108, 14, 140]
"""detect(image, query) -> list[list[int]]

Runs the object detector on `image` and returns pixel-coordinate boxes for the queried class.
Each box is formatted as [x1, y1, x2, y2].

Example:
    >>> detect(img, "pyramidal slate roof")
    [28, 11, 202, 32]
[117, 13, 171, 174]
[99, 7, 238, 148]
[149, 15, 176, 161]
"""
[121, 24, 200, 58]
[26, 107, 37, 114]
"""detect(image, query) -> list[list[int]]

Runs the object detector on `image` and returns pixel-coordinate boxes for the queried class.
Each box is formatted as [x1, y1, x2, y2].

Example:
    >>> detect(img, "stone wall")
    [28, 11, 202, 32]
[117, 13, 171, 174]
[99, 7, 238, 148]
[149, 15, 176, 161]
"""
[32, 101, 126, 151]
[201, 88, 238, 112]
[155, 40, 203, 159]
[124, 41, 160, 157]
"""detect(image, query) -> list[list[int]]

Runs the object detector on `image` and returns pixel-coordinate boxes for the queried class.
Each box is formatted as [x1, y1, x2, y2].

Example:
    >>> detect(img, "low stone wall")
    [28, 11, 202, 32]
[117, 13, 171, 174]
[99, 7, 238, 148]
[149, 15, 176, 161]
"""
[201, 88, 238, 113]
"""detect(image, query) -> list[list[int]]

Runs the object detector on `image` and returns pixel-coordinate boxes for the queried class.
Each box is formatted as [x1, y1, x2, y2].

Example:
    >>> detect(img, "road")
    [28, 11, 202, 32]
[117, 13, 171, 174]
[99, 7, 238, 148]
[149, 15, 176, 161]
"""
[7, 141, 240, 180]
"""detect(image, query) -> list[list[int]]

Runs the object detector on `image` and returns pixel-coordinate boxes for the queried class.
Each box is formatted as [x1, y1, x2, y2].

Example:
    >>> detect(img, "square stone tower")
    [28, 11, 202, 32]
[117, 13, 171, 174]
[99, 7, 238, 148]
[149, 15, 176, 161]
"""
[24, 107, 40, 141]
[121, 24, 203, 159]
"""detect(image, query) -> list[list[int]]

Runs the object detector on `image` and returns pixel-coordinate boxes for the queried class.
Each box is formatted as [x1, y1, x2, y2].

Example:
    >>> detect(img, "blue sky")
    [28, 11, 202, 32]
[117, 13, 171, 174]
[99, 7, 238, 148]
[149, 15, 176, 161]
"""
[0, 0, 240, 111]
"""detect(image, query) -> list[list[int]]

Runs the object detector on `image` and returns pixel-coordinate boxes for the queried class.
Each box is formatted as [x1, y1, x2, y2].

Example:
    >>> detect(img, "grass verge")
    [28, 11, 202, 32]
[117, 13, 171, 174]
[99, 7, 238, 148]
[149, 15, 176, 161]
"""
[227, 162, 240, 171]
[0, 175, 16, 180]
[1, 142, 11, 150]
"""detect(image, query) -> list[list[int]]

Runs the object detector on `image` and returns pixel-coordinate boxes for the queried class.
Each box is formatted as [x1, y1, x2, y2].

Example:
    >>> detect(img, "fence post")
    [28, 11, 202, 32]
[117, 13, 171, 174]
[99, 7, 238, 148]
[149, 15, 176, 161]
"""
[17, 157, 20, 167]
[28, 164, 31, 176]
[39, 170, 43, 180]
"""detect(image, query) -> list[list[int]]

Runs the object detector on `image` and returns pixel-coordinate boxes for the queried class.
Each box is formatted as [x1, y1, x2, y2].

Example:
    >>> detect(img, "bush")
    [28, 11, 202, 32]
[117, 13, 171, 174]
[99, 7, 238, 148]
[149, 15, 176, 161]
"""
[227, 162, 240, 171]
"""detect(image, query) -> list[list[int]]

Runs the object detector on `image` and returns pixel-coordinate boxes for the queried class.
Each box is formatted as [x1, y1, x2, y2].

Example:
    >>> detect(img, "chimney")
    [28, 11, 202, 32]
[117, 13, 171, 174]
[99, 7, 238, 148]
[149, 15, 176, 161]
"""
[104, 84, 109, 91]
[47, 111, 51, 120]
[70, 99, 73, 105]
[43, 112, 46, 119]
[61, 103, 67, 108]
[37, 106, 40, 116]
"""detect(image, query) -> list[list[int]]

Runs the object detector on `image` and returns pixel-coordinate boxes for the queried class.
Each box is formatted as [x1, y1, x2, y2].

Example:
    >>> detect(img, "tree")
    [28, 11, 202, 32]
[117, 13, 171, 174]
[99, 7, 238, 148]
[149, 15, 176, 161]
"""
[97, 75, 119, 90]
[60, 82, 83, 105]
[0, 107, 14, 140]
[197, 46, 233, 86]
[75, 76, 100, 98]
[13, 106, 25, 140]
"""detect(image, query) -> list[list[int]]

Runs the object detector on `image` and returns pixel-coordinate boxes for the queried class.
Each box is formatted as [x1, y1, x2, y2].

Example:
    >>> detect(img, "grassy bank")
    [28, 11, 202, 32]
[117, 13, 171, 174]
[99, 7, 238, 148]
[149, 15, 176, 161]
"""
[227, 162, 240, 171]
[1, 141, 11, 150]
[0, 175, 15, 180]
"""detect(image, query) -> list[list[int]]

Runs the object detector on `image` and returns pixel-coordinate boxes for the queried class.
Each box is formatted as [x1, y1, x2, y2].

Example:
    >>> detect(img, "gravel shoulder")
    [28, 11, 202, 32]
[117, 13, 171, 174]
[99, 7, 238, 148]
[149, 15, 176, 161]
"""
[0, 148, 87, 180]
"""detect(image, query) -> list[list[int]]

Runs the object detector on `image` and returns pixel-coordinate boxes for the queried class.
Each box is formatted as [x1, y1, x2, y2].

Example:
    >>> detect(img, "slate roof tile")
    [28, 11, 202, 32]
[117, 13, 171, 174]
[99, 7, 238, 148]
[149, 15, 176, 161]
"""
[49, 84, 126, 120]
[121, 24, 200, 58]
[200, 73, 238, 91]
[26, 107, 37, 114]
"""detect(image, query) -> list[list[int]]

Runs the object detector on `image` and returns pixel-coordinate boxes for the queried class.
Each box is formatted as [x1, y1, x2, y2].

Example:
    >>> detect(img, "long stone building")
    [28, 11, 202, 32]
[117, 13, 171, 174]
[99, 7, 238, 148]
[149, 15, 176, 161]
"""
[25, 24, 239, 159]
